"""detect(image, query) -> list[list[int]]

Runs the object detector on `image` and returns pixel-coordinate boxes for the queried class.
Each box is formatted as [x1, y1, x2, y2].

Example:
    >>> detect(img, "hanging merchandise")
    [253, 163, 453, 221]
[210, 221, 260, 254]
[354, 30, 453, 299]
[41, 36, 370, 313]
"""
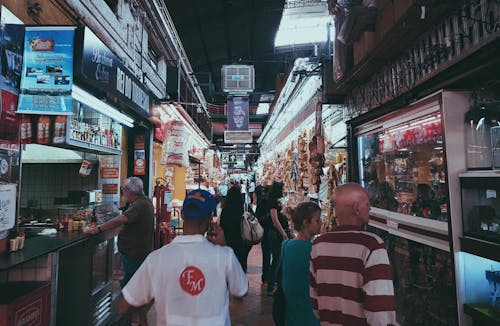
[36, 115, 50, 144]
[52, 115, 66, 144]
[79, 160, 93, 176]
[161, 120, 189, 167]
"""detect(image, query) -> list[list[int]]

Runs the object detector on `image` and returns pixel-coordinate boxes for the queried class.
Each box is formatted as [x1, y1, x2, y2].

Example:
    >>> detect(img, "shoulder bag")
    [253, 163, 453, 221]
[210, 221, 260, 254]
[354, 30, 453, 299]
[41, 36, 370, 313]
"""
[241, 203, 264, 244]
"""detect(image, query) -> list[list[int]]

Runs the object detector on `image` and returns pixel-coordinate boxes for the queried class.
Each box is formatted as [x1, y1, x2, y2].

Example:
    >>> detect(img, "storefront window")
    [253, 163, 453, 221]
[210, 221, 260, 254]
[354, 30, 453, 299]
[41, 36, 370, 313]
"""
[358, 113, 448, 221]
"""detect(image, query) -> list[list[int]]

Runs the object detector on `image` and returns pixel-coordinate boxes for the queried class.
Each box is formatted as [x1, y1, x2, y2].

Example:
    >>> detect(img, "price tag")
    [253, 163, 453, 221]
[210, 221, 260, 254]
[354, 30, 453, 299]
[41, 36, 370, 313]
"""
[387, 220, 399, 229]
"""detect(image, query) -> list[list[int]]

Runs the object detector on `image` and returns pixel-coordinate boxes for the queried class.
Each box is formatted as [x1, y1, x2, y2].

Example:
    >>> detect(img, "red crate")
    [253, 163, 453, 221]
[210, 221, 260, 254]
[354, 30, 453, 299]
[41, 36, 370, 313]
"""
[0, 282, 51, 326]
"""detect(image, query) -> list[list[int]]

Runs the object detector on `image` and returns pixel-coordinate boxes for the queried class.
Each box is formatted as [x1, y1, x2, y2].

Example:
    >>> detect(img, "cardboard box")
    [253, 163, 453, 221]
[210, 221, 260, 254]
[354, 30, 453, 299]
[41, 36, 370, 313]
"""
[0, 282, 51, 326]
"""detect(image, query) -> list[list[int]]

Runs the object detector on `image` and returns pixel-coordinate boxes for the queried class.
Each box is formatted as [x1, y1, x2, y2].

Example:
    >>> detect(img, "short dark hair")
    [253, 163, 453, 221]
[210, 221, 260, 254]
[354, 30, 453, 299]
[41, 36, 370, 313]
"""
[292, 201, 321, 232]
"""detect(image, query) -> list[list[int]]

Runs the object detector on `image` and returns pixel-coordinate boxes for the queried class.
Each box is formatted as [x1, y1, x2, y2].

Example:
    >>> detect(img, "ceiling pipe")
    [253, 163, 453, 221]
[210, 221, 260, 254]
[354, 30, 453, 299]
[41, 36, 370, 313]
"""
[152, 0, 210, 118]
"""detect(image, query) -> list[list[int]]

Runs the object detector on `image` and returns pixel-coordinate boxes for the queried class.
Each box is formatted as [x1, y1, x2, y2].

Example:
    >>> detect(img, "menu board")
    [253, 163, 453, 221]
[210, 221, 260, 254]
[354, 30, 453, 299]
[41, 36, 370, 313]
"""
[0, 183, 16, 231]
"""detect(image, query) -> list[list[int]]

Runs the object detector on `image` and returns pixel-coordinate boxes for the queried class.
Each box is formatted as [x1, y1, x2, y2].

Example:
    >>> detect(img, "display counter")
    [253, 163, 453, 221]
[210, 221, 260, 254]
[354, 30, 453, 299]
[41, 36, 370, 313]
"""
[0, 225, 122, 326]
[0, 231, 88, 272]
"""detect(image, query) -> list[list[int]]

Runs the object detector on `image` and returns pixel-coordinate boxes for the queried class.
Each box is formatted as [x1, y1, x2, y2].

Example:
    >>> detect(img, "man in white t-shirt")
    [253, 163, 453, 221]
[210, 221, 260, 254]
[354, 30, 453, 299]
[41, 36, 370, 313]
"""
[118, 189, 248, 325]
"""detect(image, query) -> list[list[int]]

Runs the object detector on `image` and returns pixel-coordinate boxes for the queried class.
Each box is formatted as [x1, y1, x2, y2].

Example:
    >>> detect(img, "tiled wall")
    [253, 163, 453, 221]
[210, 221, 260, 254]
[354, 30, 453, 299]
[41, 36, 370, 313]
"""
[20, 163, 99, 209]
[0, 255, 51, 283]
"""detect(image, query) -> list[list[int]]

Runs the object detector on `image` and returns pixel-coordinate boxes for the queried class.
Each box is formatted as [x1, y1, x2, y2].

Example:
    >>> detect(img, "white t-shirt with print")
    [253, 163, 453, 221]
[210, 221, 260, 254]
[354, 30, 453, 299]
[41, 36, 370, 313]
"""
[122, 235, 248, 326]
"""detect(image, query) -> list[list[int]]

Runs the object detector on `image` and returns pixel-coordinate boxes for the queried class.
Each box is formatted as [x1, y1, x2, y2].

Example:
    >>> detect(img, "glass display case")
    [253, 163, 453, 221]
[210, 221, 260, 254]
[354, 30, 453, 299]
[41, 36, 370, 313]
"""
[460, 172, 500, 244]
[357, 112, 448, 221]
[67, 101, 122, 155]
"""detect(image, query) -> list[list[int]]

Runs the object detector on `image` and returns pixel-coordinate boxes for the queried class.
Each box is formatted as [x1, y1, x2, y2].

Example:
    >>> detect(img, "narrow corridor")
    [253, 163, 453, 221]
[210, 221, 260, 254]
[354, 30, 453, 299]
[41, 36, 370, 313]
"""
[229, 244, 274, 326]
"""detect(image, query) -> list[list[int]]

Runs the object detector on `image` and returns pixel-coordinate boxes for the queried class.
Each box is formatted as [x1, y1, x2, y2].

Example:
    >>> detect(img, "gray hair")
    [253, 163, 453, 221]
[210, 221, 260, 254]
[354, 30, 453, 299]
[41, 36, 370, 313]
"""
[123, 177, 145, 196]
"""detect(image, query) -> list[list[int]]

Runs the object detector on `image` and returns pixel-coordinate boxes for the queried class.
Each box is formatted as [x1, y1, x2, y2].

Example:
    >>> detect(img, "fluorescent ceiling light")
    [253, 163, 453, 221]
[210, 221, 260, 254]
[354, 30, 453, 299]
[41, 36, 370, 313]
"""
[72, 85, 135, 127]
[275, 2, 333, 47]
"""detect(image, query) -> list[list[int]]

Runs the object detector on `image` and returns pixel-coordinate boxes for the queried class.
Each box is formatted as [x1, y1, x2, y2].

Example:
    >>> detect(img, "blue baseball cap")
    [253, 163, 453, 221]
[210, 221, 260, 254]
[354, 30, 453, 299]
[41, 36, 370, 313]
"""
[182, 189, 216, 217]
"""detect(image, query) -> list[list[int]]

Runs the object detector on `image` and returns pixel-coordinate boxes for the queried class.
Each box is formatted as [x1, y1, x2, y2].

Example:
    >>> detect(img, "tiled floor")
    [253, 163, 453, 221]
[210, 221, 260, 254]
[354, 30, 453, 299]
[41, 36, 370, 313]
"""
[229, 244, 274, 326]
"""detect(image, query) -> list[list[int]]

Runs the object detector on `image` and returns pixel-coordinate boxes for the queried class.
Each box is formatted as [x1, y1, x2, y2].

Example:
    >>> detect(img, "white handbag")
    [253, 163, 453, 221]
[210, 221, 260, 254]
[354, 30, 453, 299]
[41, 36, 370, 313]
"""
[241, 203, 264, 244]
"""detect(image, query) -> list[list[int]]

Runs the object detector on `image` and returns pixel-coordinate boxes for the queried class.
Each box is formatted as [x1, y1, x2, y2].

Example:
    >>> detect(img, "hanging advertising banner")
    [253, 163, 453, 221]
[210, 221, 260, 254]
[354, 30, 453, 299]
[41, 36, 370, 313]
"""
[134, 135, 146, 175]
[227, 96, 249, 131]
[99, 155, 120, 203]
[161, 120, 189, 167]
[0, 89, 19, 149]
[17, 26, 75, 115]
[0, 24, 24, 152]
[73, 27, 150, 117]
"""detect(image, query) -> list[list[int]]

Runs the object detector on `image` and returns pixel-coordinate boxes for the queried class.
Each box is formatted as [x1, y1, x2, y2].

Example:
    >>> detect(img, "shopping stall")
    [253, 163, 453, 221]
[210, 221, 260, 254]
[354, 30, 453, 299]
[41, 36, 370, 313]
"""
[0, 24, 152, 326]
[258, 58, 348, 229]
[149, 102, 212, 241]
[347, 90, 472, 325]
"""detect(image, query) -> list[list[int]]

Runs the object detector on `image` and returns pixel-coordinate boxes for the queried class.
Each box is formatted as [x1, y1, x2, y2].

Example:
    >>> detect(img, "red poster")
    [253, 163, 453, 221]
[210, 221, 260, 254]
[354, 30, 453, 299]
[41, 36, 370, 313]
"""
[134, 135, 146, 175]
[0, 90, 20, 148]
[101, 167, 119, 179]
[102, 183, 118, 194]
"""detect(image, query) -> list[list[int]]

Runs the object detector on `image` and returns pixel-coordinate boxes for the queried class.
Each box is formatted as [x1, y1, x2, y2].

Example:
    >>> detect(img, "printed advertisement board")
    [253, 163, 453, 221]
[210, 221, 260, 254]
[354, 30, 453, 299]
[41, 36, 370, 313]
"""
[227, 96, 249, 131]
[17, 26, 75, 115]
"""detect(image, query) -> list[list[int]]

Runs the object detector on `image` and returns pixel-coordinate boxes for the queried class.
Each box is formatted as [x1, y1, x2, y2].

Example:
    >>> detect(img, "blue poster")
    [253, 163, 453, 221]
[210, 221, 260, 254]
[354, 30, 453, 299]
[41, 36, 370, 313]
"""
[17, 26, 75, 115]
[227, 96, 249, 131]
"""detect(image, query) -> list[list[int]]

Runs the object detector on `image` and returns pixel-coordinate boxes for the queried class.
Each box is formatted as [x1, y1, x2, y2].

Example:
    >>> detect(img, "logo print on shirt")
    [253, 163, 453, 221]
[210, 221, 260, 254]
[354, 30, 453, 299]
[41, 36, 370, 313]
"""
[179, 266, 205, 296]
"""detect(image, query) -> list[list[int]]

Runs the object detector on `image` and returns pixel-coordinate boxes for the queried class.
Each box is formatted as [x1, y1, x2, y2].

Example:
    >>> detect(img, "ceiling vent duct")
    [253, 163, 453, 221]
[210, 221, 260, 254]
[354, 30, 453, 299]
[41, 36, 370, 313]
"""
[221, 65, 255, 94]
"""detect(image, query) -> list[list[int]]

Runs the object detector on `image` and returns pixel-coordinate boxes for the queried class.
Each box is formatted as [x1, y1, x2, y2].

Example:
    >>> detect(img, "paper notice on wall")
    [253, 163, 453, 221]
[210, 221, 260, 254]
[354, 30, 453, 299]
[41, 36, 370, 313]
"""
[161, 120, 189, 167]
[0, 183, 16, 231]
[486, 189, 497, 199]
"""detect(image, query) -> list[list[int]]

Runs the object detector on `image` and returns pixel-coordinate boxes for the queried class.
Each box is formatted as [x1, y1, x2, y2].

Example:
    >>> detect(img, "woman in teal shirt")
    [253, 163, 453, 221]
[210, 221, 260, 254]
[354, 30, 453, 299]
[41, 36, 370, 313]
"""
[281, 201, 322, 326]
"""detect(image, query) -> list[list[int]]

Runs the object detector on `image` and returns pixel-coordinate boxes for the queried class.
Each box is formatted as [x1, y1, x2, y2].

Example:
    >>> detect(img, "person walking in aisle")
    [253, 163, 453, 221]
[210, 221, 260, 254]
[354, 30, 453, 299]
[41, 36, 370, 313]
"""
[266, 181, 292, 296]
[309, 183, 397, 326]
[118, 189, 248, 325]
[254, 179, 272, 283]
[220, 185, 253, 272]
[280, 201, 321, 326]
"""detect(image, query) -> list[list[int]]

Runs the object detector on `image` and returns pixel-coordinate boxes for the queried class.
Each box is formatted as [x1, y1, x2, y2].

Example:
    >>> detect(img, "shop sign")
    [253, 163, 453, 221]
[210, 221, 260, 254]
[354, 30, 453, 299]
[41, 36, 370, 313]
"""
[0, 183, 16, 231]
[99, 155, 120, 203]
[17, 26, 75, 115]
[134, 135, 146, 175]
[74, 27, 150, 117]
[102, 183, 118, 195]
[227, 96, 249, 131]
[101, 167, 119, 179]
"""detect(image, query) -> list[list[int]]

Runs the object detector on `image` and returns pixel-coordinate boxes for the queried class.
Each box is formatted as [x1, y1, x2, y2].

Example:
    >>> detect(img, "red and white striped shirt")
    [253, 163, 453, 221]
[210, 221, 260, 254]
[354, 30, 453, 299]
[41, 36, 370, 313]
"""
[309, 225, 397, 326]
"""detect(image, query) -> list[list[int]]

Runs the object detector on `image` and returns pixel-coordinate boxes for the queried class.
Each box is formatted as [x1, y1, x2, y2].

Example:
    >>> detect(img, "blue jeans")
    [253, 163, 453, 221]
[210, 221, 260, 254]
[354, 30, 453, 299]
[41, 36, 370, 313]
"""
[120, 254, 145, 288]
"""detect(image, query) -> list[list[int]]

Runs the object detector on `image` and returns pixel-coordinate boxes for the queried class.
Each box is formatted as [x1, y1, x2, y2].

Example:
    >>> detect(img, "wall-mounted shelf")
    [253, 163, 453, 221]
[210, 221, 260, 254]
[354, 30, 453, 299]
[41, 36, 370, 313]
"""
[460, 237, 500, 263]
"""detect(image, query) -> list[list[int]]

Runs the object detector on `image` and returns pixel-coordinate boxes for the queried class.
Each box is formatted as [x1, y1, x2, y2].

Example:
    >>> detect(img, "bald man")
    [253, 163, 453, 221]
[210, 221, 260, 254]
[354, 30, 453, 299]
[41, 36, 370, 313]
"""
[309, 183, 397, 326]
